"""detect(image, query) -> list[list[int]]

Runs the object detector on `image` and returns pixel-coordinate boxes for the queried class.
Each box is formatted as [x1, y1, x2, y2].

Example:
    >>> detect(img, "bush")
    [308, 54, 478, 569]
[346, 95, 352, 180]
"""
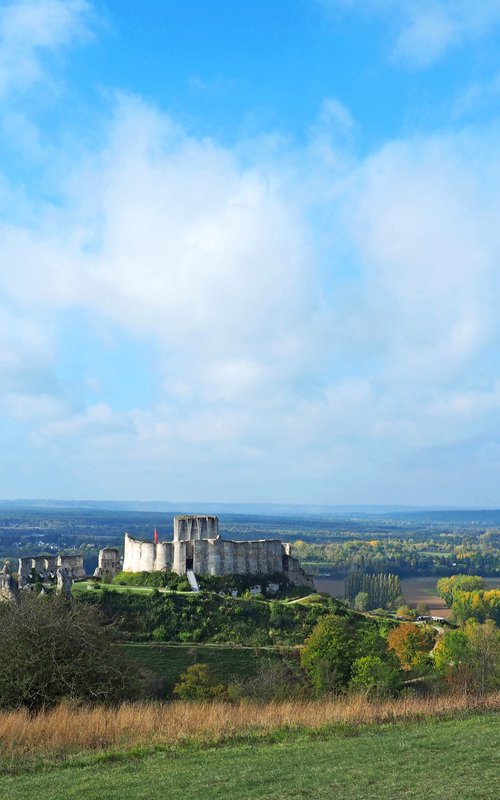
[173, 663, 227, 701]
[0, 594, 137, 710]
[228, 656, 311, 702]
[350, 655, 402, 698]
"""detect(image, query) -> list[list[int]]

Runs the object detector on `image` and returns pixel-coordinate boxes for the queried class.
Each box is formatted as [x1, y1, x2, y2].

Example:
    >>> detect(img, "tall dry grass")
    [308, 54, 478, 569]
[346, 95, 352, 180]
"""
[0, 692, 498, 761]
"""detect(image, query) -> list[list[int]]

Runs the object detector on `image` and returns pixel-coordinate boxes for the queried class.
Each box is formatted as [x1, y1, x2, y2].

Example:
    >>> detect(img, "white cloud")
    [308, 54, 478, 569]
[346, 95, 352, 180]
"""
[0, 0, 93, 97]
[321, 1, 500, 66]
[2, 88, 500, 501]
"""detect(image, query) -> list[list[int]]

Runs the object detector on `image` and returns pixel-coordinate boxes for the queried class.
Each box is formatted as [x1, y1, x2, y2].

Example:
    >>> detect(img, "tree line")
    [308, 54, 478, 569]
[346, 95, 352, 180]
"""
[344, 571, 403, 610]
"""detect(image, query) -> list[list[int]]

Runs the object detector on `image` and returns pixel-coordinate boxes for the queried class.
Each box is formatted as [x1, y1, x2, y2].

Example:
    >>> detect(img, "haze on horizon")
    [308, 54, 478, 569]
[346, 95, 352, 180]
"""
[1, 0, 500, 506]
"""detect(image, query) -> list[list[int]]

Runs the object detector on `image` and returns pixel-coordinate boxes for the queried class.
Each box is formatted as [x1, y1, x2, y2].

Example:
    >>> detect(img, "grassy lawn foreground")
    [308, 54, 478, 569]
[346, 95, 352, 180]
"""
[4, 713, 498, 800]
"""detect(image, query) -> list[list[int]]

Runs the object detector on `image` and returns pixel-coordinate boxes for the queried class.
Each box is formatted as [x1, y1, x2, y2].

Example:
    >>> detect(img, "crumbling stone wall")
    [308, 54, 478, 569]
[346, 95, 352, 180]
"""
[18, 553, 86, 585]
[0, 562, 18, 603]
[58, 554, 85, 579]
[18, 555, 57, 586]
[94, 548, 122, 581]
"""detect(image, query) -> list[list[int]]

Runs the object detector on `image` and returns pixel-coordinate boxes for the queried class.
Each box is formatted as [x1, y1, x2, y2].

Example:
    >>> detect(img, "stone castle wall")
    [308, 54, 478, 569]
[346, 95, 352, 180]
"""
[192, 538, 284, 576]
[122, 535, 174, 573]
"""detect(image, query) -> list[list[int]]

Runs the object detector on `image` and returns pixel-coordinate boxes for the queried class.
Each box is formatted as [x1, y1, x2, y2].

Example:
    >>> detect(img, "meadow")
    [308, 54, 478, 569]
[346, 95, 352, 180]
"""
[1, 701, 498, 799]
[314, 576, 500, 617]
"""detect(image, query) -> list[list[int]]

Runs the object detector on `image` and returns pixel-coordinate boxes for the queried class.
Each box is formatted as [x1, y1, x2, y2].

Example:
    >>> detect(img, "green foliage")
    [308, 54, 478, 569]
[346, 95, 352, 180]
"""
[354, 592, 369, 611]
[300, 613, 387, 693]
[0, 594, 136, 710]
[113, 571, 184, 589]
[349, 655, 402, 697]
[173, 663, 228, 701]
[294, 535, 500, 577]
[80, 588, 347, 646]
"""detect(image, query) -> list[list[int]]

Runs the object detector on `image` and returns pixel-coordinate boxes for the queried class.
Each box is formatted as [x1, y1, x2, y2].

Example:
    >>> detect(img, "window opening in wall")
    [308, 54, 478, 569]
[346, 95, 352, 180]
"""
[186, 541, 194, 571]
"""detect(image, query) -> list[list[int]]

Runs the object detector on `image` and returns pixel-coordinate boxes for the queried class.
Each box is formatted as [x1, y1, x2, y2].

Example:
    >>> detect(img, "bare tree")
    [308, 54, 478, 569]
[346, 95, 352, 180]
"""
[0, 594, 137, 710]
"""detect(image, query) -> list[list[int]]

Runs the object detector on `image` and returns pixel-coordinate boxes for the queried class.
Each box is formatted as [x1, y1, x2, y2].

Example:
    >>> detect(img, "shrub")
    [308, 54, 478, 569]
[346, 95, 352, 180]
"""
[228, 656, 311, 702]
[350, 655, 402, 698]
[173, 663, 227, 701]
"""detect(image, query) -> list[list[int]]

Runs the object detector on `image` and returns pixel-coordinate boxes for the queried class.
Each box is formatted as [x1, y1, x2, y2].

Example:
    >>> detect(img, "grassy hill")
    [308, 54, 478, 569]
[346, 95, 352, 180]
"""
[121, 642, 288, 694]
[3, 711, 498, 800]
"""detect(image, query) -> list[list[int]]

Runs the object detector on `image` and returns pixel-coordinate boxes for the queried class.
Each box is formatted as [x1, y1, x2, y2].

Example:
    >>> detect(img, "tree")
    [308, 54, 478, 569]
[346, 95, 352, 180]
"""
[350, 655, 402, 698]
[0, 593, 136, 711]
[387, 623, 435, 670]
[396, 605, 416, 620]
[437, 576, 484, 607]
[300, 614, 387, 693]
[354, 592, 369, 612]
[464, 619, 500, 694]
[435, 621, 500, 695]
[173, 663, 227, 701]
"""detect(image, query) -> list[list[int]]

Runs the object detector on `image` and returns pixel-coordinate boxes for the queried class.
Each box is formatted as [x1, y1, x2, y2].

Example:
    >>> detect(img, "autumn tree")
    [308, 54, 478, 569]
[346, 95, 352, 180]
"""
[437, 576, 484, 607]
[387, 623, 435, 670]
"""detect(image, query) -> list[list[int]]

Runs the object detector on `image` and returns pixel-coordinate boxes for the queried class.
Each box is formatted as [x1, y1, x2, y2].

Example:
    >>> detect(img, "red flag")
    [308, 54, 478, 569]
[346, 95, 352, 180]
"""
[154, 527, 158, 544]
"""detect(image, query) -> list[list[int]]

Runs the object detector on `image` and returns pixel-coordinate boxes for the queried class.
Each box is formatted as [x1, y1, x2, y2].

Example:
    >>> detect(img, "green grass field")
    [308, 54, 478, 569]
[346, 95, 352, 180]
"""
[121, 642, 287, 693]
[4, 712, 498, 800]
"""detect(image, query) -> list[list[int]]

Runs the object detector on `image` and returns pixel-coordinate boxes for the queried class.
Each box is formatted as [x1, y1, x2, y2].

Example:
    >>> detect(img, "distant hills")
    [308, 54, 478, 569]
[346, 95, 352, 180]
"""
[1, 498, 500, 524]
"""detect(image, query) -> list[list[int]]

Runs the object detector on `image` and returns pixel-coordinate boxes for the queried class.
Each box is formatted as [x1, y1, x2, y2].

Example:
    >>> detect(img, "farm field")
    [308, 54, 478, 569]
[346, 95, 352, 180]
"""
[121, 643, 287, 694]
[4, 712, 498, 800]
[315, 576, 500, 618]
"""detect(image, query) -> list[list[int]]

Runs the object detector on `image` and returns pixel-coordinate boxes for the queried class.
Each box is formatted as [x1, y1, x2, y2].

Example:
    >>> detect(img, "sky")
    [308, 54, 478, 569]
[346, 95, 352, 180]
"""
[1, 0, 500, 505]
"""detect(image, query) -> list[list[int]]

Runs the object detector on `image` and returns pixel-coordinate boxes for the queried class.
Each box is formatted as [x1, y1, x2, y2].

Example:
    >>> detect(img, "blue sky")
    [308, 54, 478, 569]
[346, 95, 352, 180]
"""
[1, 0, 500, 505]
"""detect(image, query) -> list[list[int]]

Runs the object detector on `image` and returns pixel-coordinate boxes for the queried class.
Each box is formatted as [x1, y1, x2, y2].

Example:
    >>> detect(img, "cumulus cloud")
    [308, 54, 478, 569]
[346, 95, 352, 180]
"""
[1, 51, 500, 500]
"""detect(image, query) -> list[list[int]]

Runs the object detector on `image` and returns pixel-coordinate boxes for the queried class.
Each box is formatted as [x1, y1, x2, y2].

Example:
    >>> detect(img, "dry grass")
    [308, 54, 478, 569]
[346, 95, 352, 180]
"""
[0, 692, 498, 761]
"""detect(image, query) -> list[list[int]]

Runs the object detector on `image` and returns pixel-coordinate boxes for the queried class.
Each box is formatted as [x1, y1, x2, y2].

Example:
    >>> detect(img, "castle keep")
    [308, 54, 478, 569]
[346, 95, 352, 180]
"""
[123, 515, 313, 587]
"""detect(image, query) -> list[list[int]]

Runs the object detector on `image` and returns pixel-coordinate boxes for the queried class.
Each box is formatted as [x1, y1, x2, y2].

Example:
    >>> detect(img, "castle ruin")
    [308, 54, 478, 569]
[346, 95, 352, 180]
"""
[18, 553, 86, 586]
[123, 515, 313, 588]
